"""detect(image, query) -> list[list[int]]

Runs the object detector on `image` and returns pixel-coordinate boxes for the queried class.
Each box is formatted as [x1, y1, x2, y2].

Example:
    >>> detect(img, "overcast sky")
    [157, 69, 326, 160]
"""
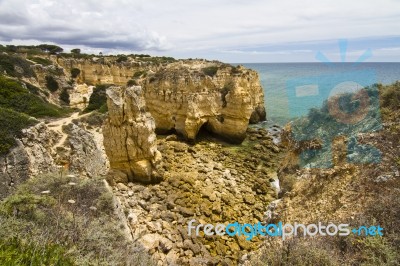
[0, 0, 399, 62]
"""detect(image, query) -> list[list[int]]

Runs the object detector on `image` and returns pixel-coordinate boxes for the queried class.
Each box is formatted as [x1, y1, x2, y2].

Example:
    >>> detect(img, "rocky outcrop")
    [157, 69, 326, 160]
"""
[112, 127, 283, 265]
[20, 122, 59, 175]
[32, 57, 266, 143]
[142, 62, 266, 143]
[0, 122, 58, 198]
[103, 86, 162, 183]
[69, 84, 93, 109]
[0, 120, 109, 199]
[56, 57, 144, 86]
[59, 123, 108, 177]
[0, 142, 30, 198]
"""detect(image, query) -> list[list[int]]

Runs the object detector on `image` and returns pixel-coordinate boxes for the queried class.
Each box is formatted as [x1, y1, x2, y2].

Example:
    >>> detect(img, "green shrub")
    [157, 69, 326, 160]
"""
[231, 66, 242, 74]
[70, 68, 80, 78]
[0, 237, 74, 265]
[380, 81, 400, 113]
[0, 76, 69, 118]
[71, 48, 81, 55]
[133, 70, 146, 78]
[98, 103, 108, 113]
[253, 238, 339, 266]
[0, 54, 36, 78]
[202, 66, 219, 77]
[59, 88, 70, 105]
[45, 75, 59, 92]
[127, 79, 138, 86]
[0, 107, 37, 155]
[140, 56, 176, 64]
[83, 84, 110, 113]
[37, 44, 63, 54]
[0, 174, 156, 265]
[25, 83, 40, 95]
[116, 55, 128, 63]
[27, 56, 52, 66]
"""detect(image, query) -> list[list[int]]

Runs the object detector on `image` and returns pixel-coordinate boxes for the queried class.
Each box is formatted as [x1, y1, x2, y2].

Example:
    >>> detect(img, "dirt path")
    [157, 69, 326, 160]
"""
[47, 112, 91, 149]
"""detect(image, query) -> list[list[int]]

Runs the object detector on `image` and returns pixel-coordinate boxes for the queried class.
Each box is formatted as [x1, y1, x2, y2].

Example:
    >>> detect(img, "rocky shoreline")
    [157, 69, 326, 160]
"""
[112, 126, 284, 265]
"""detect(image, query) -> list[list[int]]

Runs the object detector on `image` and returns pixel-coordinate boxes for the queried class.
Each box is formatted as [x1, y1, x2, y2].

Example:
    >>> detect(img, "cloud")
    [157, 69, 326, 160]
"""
[0, 0, 171, 51]
[0, 0, 399, 62]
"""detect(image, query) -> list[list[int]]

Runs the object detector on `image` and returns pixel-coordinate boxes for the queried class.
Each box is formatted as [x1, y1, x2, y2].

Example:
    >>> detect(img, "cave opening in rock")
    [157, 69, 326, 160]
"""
[196, 121, 212, 141]
[195, 121, 230, 144]
[155, 127, 178, 136]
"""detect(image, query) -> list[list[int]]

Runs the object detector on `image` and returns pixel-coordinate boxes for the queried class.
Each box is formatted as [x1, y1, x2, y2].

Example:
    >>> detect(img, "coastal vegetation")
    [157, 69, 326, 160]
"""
[83, 84, 110, 113]
[0, 75, 70, 154]
[250, 81, 400, 265]
[0, 174, 155, 265]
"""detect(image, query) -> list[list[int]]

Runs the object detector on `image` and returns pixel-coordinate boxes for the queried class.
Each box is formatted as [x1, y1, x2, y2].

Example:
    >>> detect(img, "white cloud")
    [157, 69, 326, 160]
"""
[0, 0, 399, 61]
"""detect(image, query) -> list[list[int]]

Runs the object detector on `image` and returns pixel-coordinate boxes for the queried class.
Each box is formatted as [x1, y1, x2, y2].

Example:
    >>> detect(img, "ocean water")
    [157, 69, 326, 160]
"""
[242, 63, 400, 125]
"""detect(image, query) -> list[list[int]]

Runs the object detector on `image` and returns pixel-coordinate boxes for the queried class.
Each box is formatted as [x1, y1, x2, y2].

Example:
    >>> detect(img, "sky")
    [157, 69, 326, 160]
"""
[0, 0, 399, 63]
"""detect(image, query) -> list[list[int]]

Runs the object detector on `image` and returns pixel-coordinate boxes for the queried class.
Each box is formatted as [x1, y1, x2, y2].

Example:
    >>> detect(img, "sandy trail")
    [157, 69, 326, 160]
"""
[47, 112, 91, 149]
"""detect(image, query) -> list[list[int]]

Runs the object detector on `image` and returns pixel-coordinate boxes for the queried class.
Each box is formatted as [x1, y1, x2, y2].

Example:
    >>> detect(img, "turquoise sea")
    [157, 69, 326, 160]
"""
[242, 63, 400, 125]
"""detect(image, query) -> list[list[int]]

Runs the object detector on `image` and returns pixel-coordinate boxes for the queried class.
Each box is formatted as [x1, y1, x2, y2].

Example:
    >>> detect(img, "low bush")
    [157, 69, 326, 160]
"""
[0, 54, 36, 78]
[127, 79, 138, 86]
[59, 88, 70, 105]
[116, 55, 128, 63]
[25, 83, 41, 95]
[27, 56, 52, 66]
[380, 81, 400, 115]
[251, 234, 398, 266]
[0, 76, 69, 118]
[0, 237, 74, 265]
[45, 75, 59, 92]
[202, 66, 219, 77]
[133, 70, 147, 78]
[0, 107, 37, 155]
[70, 68, 80, 78]
[0, 174, 156, 265]
[83, 84, 110, 113]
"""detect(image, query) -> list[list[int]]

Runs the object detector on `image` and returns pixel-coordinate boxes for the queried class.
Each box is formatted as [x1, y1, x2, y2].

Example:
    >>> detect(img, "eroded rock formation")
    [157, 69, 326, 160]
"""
[32, 57, 266, 142]
[103, 86, 162, 183]
[69, 84, 93, 109]
[56, 57, 144, 86]
[59, 123, 108, 177]
[0, 142, 30, 198]
[0, 120, 109, 198]
[143, 62, 266, 143]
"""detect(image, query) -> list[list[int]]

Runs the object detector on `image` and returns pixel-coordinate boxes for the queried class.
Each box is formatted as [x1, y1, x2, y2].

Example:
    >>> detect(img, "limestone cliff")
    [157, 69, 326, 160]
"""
[103, 86, 162, 183]
[69, 84, 93, 109]
[31, 56, 266, 142]
[142, 62, 266, 143]
[56, 57, 145, 86]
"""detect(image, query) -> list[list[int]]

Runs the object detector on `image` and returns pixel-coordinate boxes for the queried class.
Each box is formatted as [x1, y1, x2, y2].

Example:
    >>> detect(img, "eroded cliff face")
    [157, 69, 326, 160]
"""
[0, 122, 59, 198]
[142, 62, 266, 143]
[56, 57, 144, 86]
[0, 120, 108, 199]
[31, 57, 266, 142]
[103, 86, 162, 183]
